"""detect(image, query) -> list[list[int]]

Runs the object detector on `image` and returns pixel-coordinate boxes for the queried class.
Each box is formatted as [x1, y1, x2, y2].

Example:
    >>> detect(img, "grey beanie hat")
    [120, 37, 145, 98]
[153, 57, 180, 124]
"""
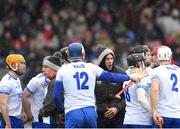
[96, 45, 115, 65]
[43, 56, 61, 71]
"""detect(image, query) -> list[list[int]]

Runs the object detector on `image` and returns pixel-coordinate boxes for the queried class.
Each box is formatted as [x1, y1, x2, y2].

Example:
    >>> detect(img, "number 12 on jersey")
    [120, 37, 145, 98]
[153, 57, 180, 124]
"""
[73, 72, 89, 90]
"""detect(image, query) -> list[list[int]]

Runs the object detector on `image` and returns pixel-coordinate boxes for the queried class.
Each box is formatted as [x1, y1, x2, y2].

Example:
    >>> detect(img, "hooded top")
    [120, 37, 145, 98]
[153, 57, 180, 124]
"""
[96, 45, 115, 65]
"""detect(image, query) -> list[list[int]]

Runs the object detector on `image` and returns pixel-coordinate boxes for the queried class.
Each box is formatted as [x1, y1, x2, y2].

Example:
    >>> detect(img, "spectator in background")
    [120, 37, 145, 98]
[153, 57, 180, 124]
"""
[0, 0, 180, 87]
[95, 45, 126, 128]
[0, 54, 26, 128]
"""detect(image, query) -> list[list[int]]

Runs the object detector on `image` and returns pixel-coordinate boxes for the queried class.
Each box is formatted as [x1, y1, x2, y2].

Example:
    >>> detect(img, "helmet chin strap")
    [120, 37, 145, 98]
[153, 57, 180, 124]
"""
[9, 63, 22, 75]
[9, 63, 18, 71]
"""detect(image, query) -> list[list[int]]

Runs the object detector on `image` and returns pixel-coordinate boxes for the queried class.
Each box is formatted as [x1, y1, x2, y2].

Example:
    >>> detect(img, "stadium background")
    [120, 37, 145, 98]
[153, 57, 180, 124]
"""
[0, 0, 179, 88]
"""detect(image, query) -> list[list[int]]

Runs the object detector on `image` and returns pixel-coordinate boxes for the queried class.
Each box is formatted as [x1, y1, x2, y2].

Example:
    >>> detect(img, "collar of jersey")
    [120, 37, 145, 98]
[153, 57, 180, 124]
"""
[8, 73, 17, 80]
[71, 60, 82, 62]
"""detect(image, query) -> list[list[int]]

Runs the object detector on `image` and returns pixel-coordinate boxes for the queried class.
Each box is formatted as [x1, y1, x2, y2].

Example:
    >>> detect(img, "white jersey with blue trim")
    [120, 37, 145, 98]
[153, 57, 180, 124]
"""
[56, 61, 103, 114]
[26, 73, 50, 122]
[0, 74, 22, 118]
[151, 64, 180, 118]
[123, 68, 152, 125]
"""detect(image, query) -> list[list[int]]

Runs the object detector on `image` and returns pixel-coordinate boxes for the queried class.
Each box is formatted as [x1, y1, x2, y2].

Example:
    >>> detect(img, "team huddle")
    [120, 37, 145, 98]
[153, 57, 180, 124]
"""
[0, 42, 180, 128]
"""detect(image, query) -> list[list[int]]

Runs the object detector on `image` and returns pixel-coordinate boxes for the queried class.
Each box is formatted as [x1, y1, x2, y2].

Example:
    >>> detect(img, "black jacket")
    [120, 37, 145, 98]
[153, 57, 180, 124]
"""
[39, 78, 64, 128]
[95, 65, 126, 113]
[39, 79, 57, 117]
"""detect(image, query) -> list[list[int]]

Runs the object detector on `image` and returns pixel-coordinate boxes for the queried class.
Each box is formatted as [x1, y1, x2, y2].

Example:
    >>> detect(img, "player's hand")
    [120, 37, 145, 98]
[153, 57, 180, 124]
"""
[104, 107, 118, 119]
[5, 123, 11, 129]
[153, 111, 163, 127]
[59, 113, 65, 125]
[22, 112, 28, 123]
[130, 76, 140, 83]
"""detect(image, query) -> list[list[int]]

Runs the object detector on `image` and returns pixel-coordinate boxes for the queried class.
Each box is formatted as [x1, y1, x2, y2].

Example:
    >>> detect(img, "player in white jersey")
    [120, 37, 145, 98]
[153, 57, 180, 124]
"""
[151, 46, 180, 128]
[151, 45, 167, 68]
[53, 42, 140, 128]
[123, 53, 152, 128]
[0, 54, 26, 128]
[130, 45, 153, 112]
[23, 56, 61, 128]
[130, 45, 152, 68]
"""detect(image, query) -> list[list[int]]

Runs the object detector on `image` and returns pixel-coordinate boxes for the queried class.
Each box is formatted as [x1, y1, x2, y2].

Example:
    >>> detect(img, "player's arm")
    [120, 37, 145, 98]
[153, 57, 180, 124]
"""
[136, 87, 152, 114]
[0, 94, 11, 128]
[97, 70, 139, 83]
[53, 80, 64, 113]
[151, 79, 160, 113]
[22, 88, 32, 121]
[151, 78, 164, 126]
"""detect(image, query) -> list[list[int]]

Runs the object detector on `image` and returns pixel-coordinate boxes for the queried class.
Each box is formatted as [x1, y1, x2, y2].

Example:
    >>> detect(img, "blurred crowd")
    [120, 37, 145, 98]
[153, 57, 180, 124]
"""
[0, 0, 180, 86]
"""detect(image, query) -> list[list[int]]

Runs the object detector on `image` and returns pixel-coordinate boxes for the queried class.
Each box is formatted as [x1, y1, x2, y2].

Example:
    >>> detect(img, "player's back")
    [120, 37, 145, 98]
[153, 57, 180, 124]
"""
[123, 68, 151, 125]
[151, 64, 180, 118]
[59, 61, 103, 113]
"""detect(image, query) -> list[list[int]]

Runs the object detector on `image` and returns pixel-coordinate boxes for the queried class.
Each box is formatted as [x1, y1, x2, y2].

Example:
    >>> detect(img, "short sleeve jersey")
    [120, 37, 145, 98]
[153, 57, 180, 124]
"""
[26, 73, 50, 122]
[0, 74, 23, 118]
[56, 61, 103, 113]
[151, 64, 180, 118]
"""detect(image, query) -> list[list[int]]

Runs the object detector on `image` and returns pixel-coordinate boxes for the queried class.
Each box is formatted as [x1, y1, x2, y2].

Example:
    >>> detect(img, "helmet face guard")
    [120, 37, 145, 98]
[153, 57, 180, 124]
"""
[6, 54, 25, 71]
[127, 53, 146, 68]
[60, 47, 70, 63]
[68, 42, 85, 60]
[130, 45, 151, 67]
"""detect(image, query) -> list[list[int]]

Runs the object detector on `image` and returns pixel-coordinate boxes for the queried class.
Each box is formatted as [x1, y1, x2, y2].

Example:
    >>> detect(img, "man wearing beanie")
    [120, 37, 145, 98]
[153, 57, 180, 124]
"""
[39, 54, 65, 128]
[23, 56, 61, 128]
[38, 49, 70, 128]
[95, 45, 126, 128]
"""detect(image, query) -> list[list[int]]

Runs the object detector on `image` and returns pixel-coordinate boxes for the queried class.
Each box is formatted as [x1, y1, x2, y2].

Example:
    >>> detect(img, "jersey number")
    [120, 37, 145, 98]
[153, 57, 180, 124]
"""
[171, 73, 178, 92]
[125, 88, 131, 102]
[73, 72, 89, 90]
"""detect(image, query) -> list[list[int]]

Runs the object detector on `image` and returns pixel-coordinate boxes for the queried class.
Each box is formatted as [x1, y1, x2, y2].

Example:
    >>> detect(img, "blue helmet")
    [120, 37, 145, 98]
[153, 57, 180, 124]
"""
[68, 42, 85, 59]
